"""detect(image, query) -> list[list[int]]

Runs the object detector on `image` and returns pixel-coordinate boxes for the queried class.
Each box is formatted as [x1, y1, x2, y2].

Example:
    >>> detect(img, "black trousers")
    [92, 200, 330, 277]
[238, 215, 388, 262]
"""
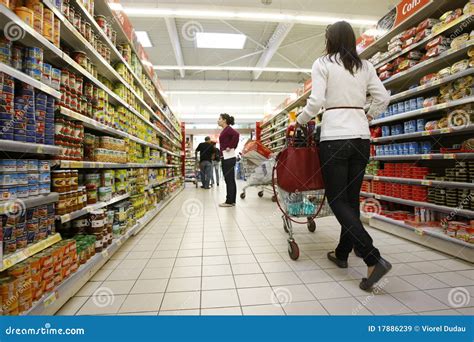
[222, 157, 237, 204]
[320, 139, 381, 267]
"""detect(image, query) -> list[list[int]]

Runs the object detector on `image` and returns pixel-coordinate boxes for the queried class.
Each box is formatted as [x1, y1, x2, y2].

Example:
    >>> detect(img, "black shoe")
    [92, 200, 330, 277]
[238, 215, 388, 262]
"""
[327, 251, 348, 269]
[200, 186, 205, 189]
[354, 249, 363, 258]
[359, 257, 392, 292]
[217, 183, 219, 186]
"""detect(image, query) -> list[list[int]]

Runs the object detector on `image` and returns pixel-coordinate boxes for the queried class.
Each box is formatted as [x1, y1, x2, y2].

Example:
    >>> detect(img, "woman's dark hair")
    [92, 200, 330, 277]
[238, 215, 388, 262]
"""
[325, 21, 363, 75]
[220, 113, 235, 126]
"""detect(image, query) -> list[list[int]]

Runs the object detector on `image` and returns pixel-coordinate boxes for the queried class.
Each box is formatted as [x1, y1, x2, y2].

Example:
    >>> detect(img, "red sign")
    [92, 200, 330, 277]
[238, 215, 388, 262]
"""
[394, 0, 431, 27]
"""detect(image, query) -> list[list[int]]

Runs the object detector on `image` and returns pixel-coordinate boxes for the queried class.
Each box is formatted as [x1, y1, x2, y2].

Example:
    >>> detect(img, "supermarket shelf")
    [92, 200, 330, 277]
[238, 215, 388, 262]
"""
[383, 41, 474, 89]
[0, 4, 63, 62]
[54, 160, 175, 169]
[360, 192, 474, 218]
[0, 193, 59, 215]
[263, 126, 288, 141]
[371, 153, 474, 161]
[369, 215, 473, 262]
[0, 63, 61, 99]
[41, 2, 181, 149]
[56, 193, 131, 224]
[26, 186, 184, 315]
[0, 139, 60, 155]
[371, 96, 474, 125]
[364, 175, 474, 190]
[261, 90, 309, 128]
[373, 14, 474, 70]
[372, 125, 474, 143]
[145, 177, 180, 190]
[93, 0, 180, 131]
[273, 136, 286, 144]
[59, 107, 165, 151]
[389, 68, 474, 104]
[1, 234, 62, 271]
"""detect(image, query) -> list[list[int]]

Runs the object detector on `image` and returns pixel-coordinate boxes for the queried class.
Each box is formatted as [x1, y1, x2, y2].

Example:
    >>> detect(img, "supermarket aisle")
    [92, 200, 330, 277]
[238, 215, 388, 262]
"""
[57, 183, 473, 316]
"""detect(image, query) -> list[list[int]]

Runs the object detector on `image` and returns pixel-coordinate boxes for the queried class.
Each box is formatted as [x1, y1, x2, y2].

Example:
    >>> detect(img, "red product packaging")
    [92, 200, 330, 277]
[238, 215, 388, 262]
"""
[393, 57, 406, 67]
[407, 51, 424, 60]
[402, 37, 416, 49]
[425, 36, 451, 50]
[401, 27, 417, 41]
[379, 71, 392, 81]
[414, 29, 431, 43]
[416, 18, 439, 32]
[242, 140, 272, 160]
[397, 60, 418, 72]
[420, 73, 439, 85]
[377, 63, 393, 74]
[425, 45, 448, 58]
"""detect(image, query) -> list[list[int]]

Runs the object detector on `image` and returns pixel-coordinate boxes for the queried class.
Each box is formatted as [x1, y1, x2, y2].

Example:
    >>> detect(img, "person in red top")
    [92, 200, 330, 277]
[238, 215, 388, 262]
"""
[218, 113, 240, 207]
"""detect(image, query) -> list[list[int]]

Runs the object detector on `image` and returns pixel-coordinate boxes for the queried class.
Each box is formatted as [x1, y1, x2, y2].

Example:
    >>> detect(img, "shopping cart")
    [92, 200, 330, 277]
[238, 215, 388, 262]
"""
[194, 160, 201, 188]
[240, 140, 276, 201]
[272, 123, 332, 260]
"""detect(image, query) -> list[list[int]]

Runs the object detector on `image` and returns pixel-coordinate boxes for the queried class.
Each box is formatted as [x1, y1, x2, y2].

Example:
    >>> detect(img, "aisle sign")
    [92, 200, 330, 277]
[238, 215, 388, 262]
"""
[394, 0, 432, 27]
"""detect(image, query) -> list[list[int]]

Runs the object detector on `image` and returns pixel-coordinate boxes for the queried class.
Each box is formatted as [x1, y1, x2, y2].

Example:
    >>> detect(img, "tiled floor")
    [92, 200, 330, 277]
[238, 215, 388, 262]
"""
[57, 182, 474, 316]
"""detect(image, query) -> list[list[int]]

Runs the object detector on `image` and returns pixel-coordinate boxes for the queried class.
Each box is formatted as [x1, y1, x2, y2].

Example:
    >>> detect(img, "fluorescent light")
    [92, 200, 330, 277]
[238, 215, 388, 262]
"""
[154, 65, 311, 73]
[123, 7, 377, 27]
[108, 3, 123, 11]
[141, 59, 153, 67]
[196, 32, 246, 49]
[135, 31, 153, 47]
[165, 91, 293, 96]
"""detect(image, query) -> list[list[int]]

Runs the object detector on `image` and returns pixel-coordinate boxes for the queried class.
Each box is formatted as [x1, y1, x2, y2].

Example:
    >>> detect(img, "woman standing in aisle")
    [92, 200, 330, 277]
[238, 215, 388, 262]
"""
[296, 21, 391, 291]
[218, 113, 240, 207]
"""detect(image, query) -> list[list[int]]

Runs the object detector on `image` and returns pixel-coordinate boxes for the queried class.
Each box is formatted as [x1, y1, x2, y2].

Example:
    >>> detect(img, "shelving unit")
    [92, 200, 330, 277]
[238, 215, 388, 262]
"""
[359, 0, 474, 258]
[26, 187, 183, 315]
[0, 0, 185, 317]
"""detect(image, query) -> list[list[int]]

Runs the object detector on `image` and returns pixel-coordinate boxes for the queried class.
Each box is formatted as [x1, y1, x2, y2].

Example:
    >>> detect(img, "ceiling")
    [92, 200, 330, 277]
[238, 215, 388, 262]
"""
[118, 0, 397, 127]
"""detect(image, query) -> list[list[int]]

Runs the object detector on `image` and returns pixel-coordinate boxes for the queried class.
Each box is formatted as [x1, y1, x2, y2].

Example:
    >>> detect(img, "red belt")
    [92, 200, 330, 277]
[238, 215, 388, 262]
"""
[326, 106, 364, 111]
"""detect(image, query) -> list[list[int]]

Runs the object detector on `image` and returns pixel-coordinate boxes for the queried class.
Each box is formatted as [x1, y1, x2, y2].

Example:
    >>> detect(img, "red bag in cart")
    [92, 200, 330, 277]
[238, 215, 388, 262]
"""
[242, 140, 272, 162]
[275, 124, 324, 193]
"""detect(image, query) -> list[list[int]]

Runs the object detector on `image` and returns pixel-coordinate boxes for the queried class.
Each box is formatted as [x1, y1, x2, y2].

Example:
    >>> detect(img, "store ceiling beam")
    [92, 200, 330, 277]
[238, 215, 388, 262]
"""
[253, 23, 294, 80]
[122, 5, 378, 27]
[164, 18, 185, 78]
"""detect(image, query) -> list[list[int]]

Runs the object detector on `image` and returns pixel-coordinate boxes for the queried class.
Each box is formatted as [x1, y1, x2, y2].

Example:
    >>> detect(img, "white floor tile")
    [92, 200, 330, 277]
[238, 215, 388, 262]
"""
[139, 267, 173, 280]
[401, 274, 450, 290]
[201, 307, 242, 315]
[392, 291, 449, 312]
[260, 261, 293, 273]
[355, 294, 412, 315]
[283, 301, 328, 315]
[242, 304, 285, 315]
[238, 287, 276, 306]
[320, 297, 372, 315]
[202, 276, 236, 291]
[201, 289, 240, 308]
[167, 277, 201, 292]
[77, 295, 127, 315]
[76, 281, 102, 297]
[274, 285, 315, 304]
[202, 264, 233, 277]
[159, 309, 200, 316]
[119, 293, 164, 313]
[431, 272, 473, 287]
[202, 256, 230, 266]
[232, 263, 263, 275]
[171, 266, 202, 278]
[235, 274, 269, 288]
[56, 297, 89, 315]
[160, 291, 201, 310]
[307, 282, 352, 300]
[229, 254, 257, 264]
[130, 279, 168, 294]
[297, 270, 334, 284]
[174, 257, 202, 267]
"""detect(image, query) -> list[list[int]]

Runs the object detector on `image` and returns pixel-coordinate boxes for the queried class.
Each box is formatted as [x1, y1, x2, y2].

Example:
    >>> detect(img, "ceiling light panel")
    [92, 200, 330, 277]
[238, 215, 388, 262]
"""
[135, 31, 153, 47]
[196, 32, 247, 49]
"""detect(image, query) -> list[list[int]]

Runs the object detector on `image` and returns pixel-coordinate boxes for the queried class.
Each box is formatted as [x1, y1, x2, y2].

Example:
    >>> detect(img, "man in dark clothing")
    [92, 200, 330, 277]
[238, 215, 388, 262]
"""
[195, 136, 214, 189]
[210, 142, 220, 187]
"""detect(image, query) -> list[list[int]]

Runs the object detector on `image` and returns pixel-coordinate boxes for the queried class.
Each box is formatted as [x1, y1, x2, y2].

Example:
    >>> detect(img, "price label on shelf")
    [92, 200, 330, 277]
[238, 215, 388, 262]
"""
[422, 131, 431, 136]
[374, 194, 381, 200]
[440, 128, 451, 134]
[373, 176, 380, 181]
[44, 292, 57, 307]
[421, 180, 432, 186]
[421, 154, 432, 160]
[2, 258, 14, 270]
[37, 146, 44, 154]
[117, 238, 123, 247]
[443, 154, 455, 159]
[102, 250, 109, 258]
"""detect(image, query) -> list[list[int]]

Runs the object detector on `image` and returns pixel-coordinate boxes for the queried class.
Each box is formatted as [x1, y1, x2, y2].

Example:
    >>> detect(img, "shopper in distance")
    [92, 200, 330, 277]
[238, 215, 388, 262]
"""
[210, 141, 221, 187]
[195, 136, 214, 189]
[218, 113, 240, 207]
[295, 21, 392, 291]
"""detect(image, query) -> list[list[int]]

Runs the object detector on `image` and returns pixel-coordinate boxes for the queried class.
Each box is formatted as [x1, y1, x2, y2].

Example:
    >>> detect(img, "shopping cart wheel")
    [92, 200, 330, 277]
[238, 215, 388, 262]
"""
[288, 240, 300, 260]
[271, 195, 277, 202]
[258, 191, 264, 198]
[240, 192, 246, 199]
[307, 218, 316, 233]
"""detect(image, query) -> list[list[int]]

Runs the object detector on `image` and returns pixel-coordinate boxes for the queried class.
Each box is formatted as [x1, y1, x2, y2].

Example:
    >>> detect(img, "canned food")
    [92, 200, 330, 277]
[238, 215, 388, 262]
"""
[72, 51, 87, 68]
[14, 7, 34, 27]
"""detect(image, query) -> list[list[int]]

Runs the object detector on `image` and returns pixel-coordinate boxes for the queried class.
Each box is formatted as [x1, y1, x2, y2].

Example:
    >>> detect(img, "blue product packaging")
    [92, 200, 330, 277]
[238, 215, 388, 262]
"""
[0, 132, 14, 140]
[404, 100, 411, 111]
[398, 102, 405, 113]
[16, 173, 28, 185]
[410, 98, 418, 111]
[409, 142, 419, 155]
[27, 160, 38, 171]
[392, 104, 399, 115]
[39, 172, 50, 183]
[417, 119, 425, 131]
[17, 185, 29, 198]
[421, 141, 432, 154]
[417, 97, 424, 109]
[0, 113, 13, 120]
[404, 121, 410, 133]
[16, 159, 27, 172]
[26, 136, 36, 143]
[13, 134, 26, 142]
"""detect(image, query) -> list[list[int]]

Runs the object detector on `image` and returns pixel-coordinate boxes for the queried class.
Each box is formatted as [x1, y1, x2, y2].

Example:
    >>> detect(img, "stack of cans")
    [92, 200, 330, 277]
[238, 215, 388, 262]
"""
[0, 72, 15, 140]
